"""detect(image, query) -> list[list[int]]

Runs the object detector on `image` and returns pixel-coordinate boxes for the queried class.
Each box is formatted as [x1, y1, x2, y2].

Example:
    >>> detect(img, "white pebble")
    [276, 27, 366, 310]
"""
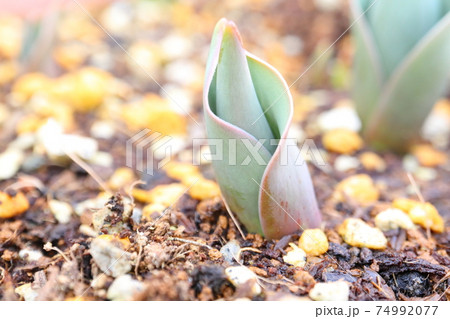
[0, 148, 24, 180]
[283, 243, 307, 267]
[309, 281, 349, 301]
[220, 240, 241, 263]
[375, 208, 415, 231]
[334, 155, 360, 172]
[225, 266, 261, 296]
[48, 200, 73, 224]
[107, 275, 144, 301]
[37, 119, 98, 160]
[90, 237, 132, 278]
[90, 121, 115, 139]
[14, 283, 38, 301]
[317, 104, 361, 132]
[19, 248, 43, 262]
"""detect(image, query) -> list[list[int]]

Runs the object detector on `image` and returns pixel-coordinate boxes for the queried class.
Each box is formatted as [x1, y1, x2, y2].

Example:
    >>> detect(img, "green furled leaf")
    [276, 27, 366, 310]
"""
[204, 19, 321, 238]
[247, 55, 321, 239]
[215, 21, 276, 154]
[364, 11, 450, 151]
[368, 0, 442, 77]
[350, 0, 384, 130]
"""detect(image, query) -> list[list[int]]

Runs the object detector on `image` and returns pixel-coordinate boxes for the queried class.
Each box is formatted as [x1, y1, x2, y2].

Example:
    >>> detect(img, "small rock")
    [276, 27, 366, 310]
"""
[0, 148, 24, 180]
[19, 248, 43, 262]
[309, 281, 349, 301]
[14, 283, 38, 301]
[334, 155, 360, 172]
[359, 152, 386, 172]
[283, 243, 307, 267]
[107, 275, 144, 301]
[317, 103, 361, 132]
[338, 218, 387, 250]
[374, 208, 415, 231]
[48, 200, 73, 224]
[408, 203, 444, 233]
[411, 144, 447, 167]
[225, 266, 261, 296]
[90, 121, 116, 139]
[334, 174, 379, 205]
[90, 236, 132, 277]
[220, 240, 241, 263]
[37, 119, 98, 160]
[322, 129, 363, 154]
[299, 229, 329, 256]
[414, 167, 437, 182]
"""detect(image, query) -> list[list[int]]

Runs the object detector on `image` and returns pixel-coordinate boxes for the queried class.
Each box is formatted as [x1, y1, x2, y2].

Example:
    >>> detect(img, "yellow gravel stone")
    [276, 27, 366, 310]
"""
[411, 144, 447, 167]
[122, 94, 187, 135]
[53, 43, 88, 70]
[0, 60, 18, 85]
[0, 16, 22, 59]
[334, 174, 379, 205]
[299, 229, 329, 256]
[147, 183, 187, 206]
[54, 67, 111, 112]
[12, 73, 52, 102]
[164, 161, 200, 182]
[392, 198, 420, 212]
[359, 152, 386, 172]
[108, 167, 136, 190]
[392, 199, 444, 233]
[283, 243, 307, 268]
[0, 191, 29, 219]
[374, 208, 415, 231]
[338, 218, 387, 249]
[97, 234, 131, 249]
[188, 178, 221, 200]
[322, 129, 363, 154]
[408, 203, 444, 233]
[142, 203, 167, 220]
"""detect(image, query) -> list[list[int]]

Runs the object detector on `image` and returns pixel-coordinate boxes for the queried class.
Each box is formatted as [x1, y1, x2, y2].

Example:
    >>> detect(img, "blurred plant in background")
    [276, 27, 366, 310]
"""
[351, 0, 450, 152]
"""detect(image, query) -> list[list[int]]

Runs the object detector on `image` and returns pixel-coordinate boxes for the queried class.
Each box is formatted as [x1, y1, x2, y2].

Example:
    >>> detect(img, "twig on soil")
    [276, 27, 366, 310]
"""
[126, 180, 146, 207]
[235, 247, 262, 262]
[43, 242, 71, 263]
[407, 172, 425, 203]
[65, 151, 112, 194]
[220, 194, 245, 239]
[167, 237, 213, 250]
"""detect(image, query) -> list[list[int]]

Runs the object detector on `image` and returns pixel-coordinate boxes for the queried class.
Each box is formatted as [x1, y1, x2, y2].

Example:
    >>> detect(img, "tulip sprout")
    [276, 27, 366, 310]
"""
[351, 0, 450, 152]
[203, 19, 321, 239]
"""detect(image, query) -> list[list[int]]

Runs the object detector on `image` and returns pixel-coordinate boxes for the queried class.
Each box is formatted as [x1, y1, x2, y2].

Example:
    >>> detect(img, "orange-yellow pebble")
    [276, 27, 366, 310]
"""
[53, 43, 87, 70]
[334, 174, 379, 205]
[53, 67, 111, 112]
[12, 73, 52, 102]
[359, 152, 386, 172]
[142, 203, 167, 220]
[322, 129, 363, 154]
[97, 234, 131, 249]
[338, 218, 387, 249]
[188, 178, 221, 200]
[108, 167, 136, 190]
[392, 198, 444, 233]
[122, 94, 187, 136]
[164, 162, 200, 181]
[147, 183, 187, 206]
[0, 61, 18, 85]
[411, 144, 447, 167]
[299, 229, 329, 256]
[0, 192, 30, 219]
[0, 16, 22, 59]
[408, 203, 444, 233]
[392, 198, 420, 212]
